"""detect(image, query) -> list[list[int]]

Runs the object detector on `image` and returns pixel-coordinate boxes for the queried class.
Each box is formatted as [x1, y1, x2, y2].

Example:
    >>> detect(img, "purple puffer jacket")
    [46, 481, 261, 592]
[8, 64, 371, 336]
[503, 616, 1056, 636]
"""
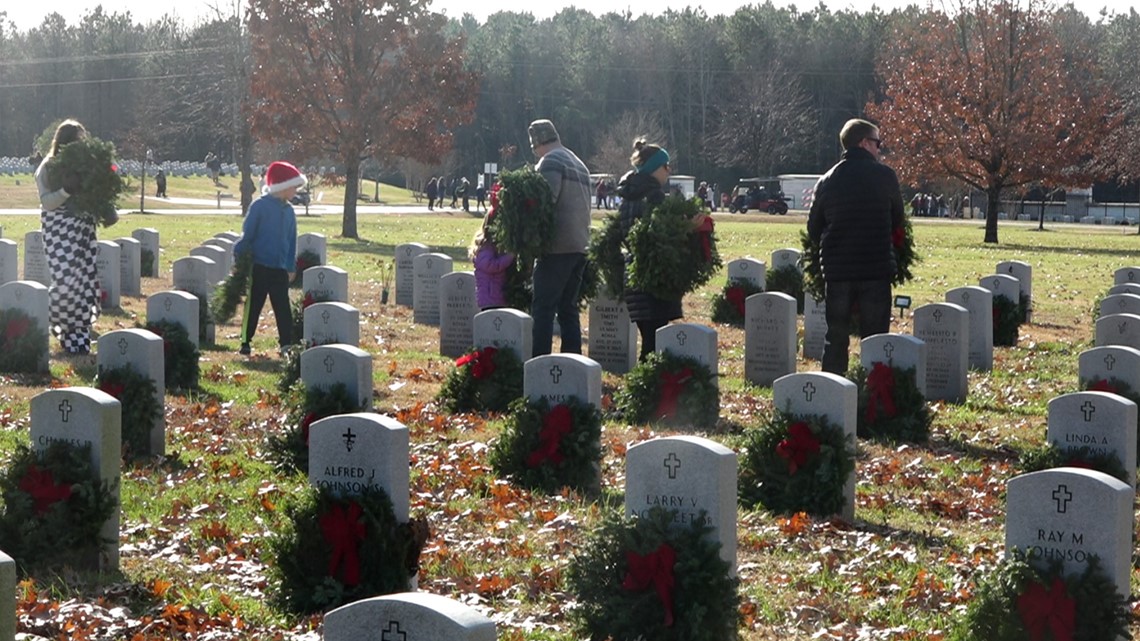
[473, 244, 515, 309]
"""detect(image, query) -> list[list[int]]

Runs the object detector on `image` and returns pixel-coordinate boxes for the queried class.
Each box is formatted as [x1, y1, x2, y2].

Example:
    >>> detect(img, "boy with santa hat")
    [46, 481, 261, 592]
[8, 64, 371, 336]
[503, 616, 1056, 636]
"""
[233, 160, 305, 356]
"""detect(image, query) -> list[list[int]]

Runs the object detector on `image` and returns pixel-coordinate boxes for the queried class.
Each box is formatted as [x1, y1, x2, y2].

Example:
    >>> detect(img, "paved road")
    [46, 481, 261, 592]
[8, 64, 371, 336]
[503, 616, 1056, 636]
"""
[0, 195, 469, 217]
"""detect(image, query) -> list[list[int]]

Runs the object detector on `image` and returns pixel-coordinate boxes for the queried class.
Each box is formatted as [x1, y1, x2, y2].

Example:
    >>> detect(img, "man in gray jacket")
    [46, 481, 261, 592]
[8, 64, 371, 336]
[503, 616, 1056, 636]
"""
[528, 119, 592, 356]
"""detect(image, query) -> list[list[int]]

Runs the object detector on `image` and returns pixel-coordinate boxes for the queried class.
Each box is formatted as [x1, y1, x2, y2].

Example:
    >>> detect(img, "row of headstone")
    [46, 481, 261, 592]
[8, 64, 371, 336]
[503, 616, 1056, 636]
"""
[0, 280, 50, 372]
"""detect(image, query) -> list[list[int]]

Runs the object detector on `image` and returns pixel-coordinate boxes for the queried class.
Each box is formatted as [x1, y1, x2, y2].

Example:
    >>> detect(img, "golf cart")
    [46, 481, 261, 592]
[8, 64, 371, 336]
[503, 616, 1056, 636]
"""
[729, 177, 789, 215]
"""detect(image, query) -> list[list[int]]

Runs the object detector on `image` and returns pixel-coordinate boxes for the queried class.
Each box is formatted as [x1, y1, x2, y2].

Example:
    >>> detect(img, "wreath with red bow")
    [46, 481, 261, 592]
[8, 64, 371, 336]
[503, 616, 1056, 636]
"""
[487, 167, 555, 264]
[1080, 377, 1140, 456]
[959, 550, 1127, 641]
[614, 350, 719, 429]
[800, 214, 918, 303]
[993, 293, 1023, 347]
[267, 485, 430, 615]
[488, 395, 602, 493]
[566, 506, 739, 641]
[709, 278, 764, 326]
[739, 410, 855, 516]
[46, 136, 124, 227]
[94, 363, 162, 458]
[851, 362, 931, 442]
[289, 289, 334, 346]
[436, 346, 524, 413]
[292, 249, 321, 287]
[626, 197, 721, 301]
[267, 382, 362, 474]
[1018, 444, 1130, 486]
[0, 442, 117, 574]
[142, 319, 199, 391]
[0, 307, 48, 375]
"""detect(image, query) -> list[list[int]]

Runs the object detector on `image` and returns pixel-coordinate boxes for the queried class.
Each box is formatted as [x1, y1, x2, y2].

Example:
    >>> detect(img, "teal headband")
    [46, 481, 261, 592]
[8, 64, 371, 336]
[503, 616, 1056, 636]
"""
[637, 148, 670, 175]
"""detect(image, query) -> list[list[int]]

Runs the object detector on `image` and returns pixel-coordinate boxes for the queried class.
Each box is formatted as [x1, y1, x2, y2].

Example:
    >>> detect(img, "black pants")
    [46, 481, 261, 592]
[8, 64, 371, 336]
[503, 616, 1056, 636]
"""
[636, 319, 667, 361]
[822, 279, 891, 375]
[241, 263, 292, 346]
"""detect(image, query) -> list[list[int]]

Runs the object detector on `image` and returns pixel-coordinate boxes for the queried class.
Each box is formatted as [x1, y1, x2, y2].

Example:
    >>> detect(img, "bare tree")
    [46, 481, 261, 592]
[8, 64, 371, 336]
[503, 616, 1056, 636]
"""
[589, 110, 668, 180]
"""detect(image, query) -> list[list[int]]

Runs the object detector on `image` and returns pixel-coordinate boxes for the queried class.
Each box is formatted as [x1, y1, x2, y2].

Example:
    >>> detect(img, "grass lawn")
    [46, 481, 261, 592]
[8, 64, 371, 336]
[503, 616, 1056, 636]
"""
[1, 212, 1139, 639]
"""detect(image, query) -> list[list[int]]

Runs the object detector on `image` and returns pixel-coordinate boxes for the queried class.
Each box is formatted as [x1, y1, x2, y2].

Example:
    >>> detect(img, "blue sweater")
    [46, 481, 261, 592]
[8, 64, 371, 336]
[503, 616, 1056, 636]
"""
[234, 194, 298, 271]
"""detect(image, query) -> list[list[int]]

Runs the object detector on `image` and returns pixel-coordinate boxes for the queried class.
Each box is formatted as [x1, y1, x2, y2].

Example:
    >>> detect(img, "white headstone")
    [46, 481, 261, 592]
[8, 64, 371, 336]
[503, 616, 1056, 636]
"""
[201, 237, 234, 275]
[0, 549, 13, 641]
[625, 436, 737, 571]
[945, 286, 994, 371]
[772, 372, 857, 520]
[913, 303, 969, 403]
[303, 301, 360, 347]
[30, 387, 121, 570]
[1094, 313, 1140, 350]
[473, 309, 533, 361]
[979, 272, 1021, 339]
[996, 260, 1031, 321]
[172, 256, 216, 300]
[1005, 468, 1133, 599]
[308, 413, 409, 521]
[23, 230, 49, 286]
[744, 292, 797, 386]
[412, 253, 452, 326]
[770, 248, 801, 273]
[0, 239, 17, 285]
[131, 228, 160, 277]
[97, 328, 165, 457]
[523, 354, 602, 409]
[147, 290, 201, 349]
[1107, 283, 1140, 298]
[1098, 293, 1140, 319]
[323, 593, 495, 641]
[303, 265, 349, 304]
[803, 295, 826, 361]
[95, 240, 121, 309]
[0, 280, 50, 372]
[1112, 266, 1140, 286]
[113, 236, 141, 297]
[726, 257, 765, 288]
[296, 232, 328, 265]
[587, 294, 637, 374]
[214, 230, 241, 243]
[439, 272, 477, 358]
[189, 245, 227, 285]
[396, 243, 430, 307]
[656, 323, 718, 386]
[301, 344, 373, 410]
[1047, 391, 1137, 487]
[1078, 345, 1140, 391]
[860, 333, 927, 396]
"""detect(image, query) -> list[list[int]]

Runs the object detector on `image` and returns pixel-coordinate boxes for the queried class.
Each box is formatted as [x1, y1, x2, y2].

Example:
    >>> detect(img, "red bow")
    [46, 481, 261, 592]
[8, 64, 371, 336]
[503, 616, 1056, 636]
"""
[622, 543, 677, 627]
[455, 347, 498, 380]
[526, 404, 572, 468]
[693, 216, 715, 261]
[4, 316, 29, 344]
[864, 362, 898, 423]
[654, 368, 692, 420]
[319, 502, 366, 587]
[1062, 457, 1093, 469]
[775, 421, 820, 475]
[892, 226, 906, 249]
[1017, 578, 1075, 641]
[19, 464, 72, 515]
[725, 286, 746, 317]
[302, 292, 315, 309]
[99, 380, 126, 399]
[489, 182, 501, 210]
[1089, 378, 1118, 394]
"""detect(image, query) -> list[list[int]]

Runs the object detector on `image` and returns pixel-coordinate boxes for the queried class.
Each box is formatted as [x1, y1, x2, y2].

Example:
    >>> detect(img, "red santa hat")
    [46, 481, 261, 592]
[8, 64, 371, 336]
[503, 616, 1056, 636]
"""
[263, 161, 307, 195]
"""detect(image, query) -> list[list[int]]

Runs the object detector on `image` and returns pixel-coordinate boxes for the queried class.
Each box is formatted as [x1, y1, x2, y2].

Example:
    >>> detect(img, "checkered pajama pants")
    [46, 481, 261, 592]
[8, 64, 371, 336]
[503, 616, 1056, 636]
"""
[42, 209, 100, 353]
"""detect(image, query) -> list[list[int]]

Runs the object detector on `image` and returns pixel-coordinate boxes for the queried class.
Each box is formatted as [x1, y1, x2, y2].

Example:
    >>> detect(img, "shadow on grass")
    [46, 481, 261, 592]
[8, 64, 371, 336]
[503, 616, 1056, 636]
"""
[328, 237, 471, 263]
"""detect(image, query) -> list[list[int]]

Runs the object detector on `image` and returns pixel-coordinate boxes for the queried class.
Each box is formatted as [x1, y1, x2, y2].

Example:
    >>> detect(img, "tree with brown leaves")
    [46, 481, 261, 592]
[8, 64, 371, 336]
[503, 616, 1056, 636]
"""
[248, 0, 478, 238]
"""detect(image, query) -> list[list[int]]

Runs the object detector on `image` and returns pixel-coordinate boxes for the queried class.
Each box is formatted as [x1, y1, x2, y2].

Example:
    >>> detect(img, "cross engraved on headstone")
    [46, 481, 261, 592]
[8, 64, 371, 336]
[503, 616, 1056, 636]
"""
[1081, 400, 1096, 421]
[342, 428, 356, 452]
[58, 400, 72, 422]
[764, 298, 773, 311]
[163, 298, 172, 312]
[405, 247, 412, 256]
[1130, 270, 1137, 282]
[426, 258, 433, 269]
[549, 365, 562, 384]
[1119, 322, 1129, 335]
[676, 331, 688, 346]
[961, 291, 970, 303]
[933, 309, 943, 323]
[664, 453, 681, 479]
[381, 620, 407, 641]
[802, 382, 816, 401]
[457, 278, 465, 289]
[1052, 484, 1073, 513]
[117, 337, 129, 355]
[992, 277, 1000, 288]
[1105, 354, 1116, 371]
[882, 342, 894, 359]
[14, 289, 21, 301]
[1120, 299, 1128, 310]
[493, 316, 503, 331]
[1007, 265, 1015, 273]
[318, 272, 326, 284]
[324, 355, 336, 373]
[321, 309, 331, 324]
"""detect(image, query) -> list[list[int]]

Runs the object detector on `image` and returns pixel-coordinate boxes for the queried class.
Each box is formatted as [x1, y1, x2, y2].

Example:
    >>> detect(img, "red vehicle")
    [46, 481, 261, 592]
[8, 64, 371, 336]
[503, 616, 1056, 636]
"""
[728, 178, 789, 215]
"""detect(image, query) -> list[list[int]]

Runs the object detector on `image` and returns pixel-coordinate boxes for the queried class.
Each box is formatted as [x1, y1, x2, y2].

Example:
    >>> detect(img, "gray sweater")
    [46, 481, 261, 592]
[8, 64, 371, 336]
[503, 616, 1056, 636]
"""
[536, 145, 592, 255]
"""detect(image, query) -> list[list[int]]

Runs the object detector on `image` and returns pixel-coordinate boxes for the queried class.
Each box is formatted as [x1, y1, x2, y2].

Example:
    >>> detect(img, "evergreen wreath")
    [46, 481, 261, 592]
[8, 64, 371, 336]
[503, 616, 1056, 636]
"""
[487, 167, 555, 264]
[765, 264, 805, 314]
[489, 395, 602, 494]
[709, 279, 764, 326]
[436, 346, 524, 413]
[614, 351, 719, 429]
[94, 364, 162, 458]
[144, 320, 200, 390]
[957, 550, 1128, 641]
[292, 250, 321, 287]
[588, 212, 627, 300]
[1081, 376, 1140, 456]
[45, 136, 124, 227]
[267, 485, 428, 615]
[0, 307, 48, 374]
[268, 382, 362, 474]
[850, 363, 931, 442]
[189, 293, 210, 345]
[577, 257, 600, 309]
[993, 293, 1022, 347]
[1018, 292, 1031, 324]
[211, 251, 253, 324]
[627, 197, 721, 300]
[800, 216, 919, 303]
[565, 506, 739, 641]
[1018, 443, 1130, 485]
[0, 442, 117, 574]
[140, 247, 156, 278]
[502, 260, 533, 312]
[277, 344, 305, 393]
[290, 290, 333, 345]
[739, 410, 855, 516]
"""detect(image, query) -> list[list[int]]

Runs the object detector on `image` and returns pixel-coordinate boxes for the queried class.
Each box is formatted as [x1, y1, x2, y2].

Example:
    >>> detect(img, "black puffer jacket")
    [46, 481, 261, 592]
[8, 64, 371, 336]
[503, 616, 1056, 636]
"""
[806, 147, 905, 282]
[617, 170, 683, 322]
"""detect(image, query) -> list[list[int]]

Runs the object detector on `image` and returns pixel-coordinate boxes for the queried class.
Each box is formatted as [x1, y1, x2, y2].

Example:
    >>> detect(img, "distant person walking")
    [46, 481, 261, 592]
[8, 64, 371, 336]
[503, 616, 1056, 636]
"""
[426, 177, 438, 210]
[155, 168, 167, 198]
[205, 152, 221, 185]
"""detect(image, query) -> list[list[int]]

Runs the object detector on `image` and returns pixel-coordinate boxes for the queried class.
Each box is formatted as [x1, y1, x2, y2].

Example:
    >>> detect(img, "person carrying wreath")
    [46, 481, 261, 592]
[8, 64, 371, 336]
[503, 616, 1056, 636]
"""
[617, 139, 681, 361]
[35, 119, 101, 355]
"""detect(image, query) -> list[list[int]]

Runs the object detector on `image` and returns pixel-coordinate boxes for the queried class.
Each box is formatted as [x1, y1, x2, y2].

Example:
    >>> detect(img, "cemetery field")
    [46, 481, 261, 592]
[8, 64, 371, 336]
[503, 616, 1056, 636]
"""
[3, 212, 1140, 639]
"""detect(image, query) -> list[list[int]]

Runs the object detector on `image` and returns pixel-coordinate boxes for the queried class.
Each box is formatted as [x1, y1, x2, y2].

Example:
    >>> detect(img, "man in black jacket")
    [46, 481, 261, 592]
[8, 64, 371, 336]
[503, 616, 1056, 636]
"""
[807, 118, 905, 374]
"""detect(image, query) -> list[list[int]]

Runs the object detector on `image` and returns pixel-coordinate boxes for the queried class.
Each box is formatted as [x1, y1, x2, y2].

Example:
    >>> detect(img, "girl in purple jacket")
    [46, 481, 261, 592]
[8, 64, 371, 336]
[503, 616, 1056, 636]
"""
[470, 216, 515, 310]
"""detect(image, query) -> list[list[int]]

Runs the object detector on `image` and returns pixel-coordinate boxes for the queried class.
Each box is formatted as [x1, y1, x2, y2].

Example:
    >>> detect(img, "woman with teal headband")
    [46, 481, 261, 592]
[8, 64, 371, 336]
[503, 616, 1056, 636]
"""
[616, 139, 683, 360]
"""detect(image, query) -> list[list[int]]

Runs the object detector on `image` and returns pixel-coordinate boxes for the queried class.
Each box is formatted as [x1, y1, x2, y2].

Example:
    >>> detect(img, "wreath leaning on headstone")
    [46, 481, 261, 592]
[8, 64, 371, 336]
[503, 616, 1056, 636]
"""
[267, 382, 361, 474]
[614, 351, 719, 429]
[765, 264, 805, 314]
[0, 307, 48, 374]
[709, 279, 764, 326]
[0, 441, 117, 574]
[267, 485, 430, 615]
[46, 136, 124, 227]
[436, 346, 524, 414]
[626, 196, 721, 301]
[290, 290, 333, 346]
[738, 410, 855, 516]
[957, 550, 1128, 641]
[140, 247, 156, 278]
[800, 214, 919, 303]
[992, 293, 1022, 347]
[850, 363, 931, 442]
[489, 395, 602, 494]
[94, 364, 162, 458]
[1017, 443, 1130, 485]
[143, 320, 200, 390]
[1082, 376, 1140, 456]
[566, 506, 739, 641]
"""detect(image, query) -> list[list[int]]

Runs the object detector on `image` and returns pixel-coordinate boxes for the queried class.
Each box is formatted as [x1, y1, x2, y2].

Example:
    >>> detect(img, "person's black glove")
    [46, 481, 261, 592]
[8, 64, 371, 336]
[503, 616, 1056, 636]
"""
[61, 171, 82, 195]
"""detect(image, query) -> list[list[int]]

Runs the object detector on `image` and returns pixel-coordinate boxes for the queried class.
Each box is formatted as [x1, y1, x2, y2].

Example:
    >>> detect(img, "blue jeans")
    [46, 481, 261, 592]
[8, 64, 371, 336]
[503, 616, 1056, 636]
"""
[531, 253, 586, 357]
[822, 279, 891, 375]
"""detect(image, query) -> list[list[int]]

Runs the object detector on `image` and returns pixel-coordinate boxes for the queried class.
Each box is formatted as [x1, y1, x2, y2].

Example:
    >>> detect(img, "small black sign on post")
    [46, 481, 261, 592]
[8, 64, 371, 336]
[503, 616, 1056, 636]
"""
[894, 294, 912, 318]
